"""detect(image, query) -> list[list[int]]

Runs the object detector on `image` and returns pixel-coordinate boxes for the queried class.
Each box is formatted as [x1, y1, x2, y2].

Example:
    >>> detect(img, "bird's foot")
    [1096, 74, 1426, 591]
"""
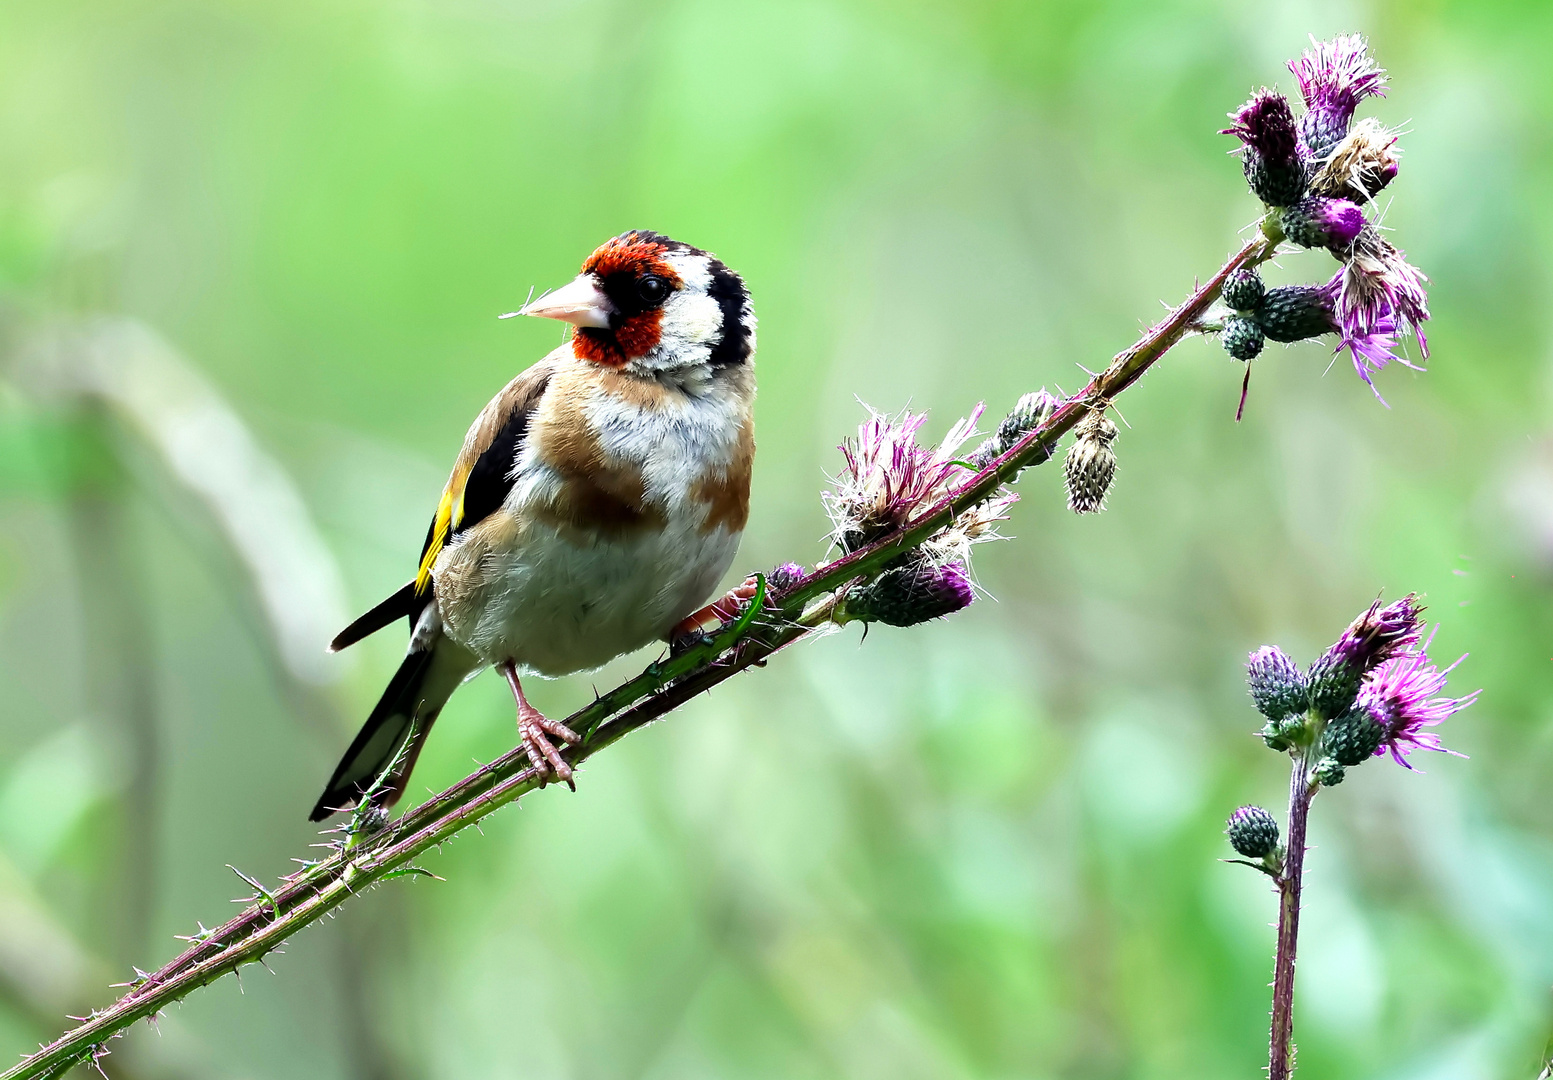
[669, 576, 761, 655]
[518, 705, 580, 790]
[499, 660, 581, 790]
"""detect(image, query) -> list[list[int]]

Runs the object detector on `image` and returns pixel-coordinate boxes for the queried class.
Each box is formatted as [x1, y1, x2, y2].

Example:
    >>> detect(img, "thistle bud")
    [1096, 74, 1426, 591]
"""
[969, 389, 1060, 469]
[1279, 196, 1365, 252]
[1064, 411, 1118, 515]
[1222, 316, 1265, 360]
[767, 562, 808, 592]
[1222, 269, 1265, 313]
[1226, 805, 1281, 860]
[839, 556, 974, 628]
[1322, 706, 1385, 767]
[1314, 758, 1346, 787]
[1306, 654, 1364, 722]
[1247, 645, 1308, 722]
[1254, 285, 1337, 344]
[1223, 91, 1306, 207]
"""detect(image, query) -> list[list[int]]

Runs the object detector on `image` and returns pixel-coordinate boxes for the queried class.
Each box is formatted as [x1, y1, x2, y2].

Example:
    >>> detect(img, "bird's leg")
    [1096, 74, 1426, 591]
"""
[668, 576, 761, 655]
[498, 661, 580, 790]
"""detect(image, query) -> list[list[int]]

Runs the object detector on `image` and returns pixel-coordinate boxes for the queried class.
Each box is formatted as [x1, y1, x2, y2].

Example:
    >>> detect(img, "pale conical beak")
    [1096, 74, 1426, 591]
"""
[501, 274, 614, 329]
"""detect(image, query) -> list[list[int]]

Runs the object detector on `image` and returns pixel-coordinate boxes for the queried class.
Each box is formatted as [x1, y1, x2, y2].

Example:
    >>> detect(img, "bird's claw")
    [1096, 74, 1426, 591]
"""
[519, 709, 580, 790]
[668, 576, 762, 654]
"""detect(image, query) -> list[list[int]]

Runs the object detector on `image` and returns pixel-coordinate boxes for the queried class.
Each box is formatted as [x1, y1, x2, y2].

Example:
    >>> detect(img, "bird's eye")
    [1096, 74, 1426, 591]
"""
[637, 275, 669, 303]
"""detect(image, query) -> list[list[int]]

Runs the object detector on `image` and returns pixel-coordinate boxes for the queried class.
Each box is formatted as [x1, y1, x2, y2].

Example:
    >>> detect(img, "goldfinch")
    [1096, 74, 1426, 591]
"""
[311, 231, 756, 821]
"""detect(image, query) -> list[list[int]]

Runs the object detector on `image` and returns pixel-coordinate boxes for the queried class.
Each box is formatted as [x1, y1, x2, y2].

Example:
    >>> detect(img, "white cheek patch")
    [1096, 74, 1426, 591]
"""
[631, 252, 721, 375]
[660, 291, 723, 348]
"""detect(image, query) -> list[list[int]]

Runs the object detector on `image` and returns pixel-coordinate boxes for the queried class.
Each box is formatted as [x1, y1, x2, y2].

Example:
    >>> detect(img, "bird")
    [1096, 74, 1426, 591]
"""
[310, 230, 757, 821]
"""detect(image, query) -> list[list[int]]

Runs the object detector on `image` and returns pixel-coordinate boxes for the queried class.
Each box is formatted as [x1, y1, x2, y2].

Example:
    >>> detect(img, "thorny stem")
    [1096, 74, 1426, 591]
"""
[4, 230, 1277, 1080]
[1269, 749, 1316, 1080]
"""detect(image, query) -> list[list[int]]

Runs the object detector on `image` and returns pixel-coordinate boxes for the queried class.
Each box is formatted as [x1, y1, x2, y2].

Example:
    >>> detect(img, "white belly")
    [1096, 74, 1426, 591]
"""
[438, 518, 741, 677]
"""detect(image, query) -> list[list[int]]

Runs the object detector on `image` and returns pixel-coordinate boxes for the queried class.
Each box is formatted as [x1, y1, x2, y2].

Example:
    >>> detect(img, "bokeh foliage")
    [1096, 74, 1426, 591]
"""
[2, 0, 1551, 1077]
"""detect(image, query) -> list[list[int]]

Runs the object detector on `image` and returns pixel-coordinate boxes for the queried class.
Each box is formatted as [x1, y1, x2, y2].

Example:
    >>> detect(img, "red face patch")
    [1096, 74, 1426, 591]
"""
[571, 232, 685, 366]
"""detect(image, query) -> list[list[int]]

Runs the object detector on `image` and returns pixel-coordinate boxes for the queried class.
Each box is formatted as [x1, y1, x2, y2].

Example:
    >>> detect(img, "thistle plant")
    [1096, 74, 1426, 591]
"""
[4, 32, 1443, 1080]
[1217, 33, 1429, 403]
[1228, 597, 1477, 1079]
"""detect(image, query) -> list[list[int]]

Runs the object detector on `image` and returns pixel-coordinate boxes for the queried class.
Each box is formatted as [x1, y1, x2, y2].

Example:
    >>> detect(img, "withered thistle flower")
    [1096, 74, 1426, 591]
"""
[1337, 227, 1431, 359]
[826, 405, 983, 553]
[1064, 410, 1118, 514]
[1307, 116, 1401, 201]
[1306, 595, 1425, 718]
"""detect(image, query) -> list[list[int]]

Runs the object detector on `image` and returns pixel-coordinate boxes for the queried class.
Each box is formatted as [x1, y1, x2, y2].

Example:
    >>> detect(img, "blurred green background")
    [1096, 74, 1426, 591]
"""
[1, 0, 1550, 1077]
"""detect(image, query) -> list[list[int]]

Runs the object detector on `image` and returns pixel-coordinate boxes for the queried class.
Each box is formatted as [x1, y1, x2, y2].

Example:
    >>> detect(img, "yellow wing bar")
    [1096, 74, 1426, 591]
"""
[415, 463, 472, 595]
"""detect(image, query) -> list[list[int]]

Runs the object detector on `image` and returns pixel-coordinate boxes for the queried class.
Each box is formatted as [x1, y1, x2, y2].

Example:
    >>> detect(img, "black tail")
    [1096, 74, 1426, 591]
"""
[310, 648, 444, 821]
[330, 581, 425, 653]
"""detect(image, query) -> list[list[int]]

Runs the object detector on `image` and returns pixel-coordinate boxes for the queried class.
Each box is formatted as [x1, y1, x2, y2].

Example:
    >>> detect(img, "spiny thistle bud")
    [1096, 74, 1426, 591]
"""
[1222, 316, 1265, 360]
[1226, 805, 1281, 859]
[1222, 91, 1306, 207]
[1222, 268, 1265, 313]
[1247, 645, 1308, 722]
[1279, 196, 1365, 252]
[767, 562, 807, 592]
[1261, 714, 1308, 752]
[1322, 706, 1385, 767]
[1314, 758, 1346, 787]
[1254, 285, 1337, 344]
[839, 556, 974, 628]
[1064, 410, 1118, 515]
[1306, 654, 1364, 723]
[1307, 595, 1425, 719]
[969, 389, 1060, 469]
[1308, 117, 1400, 201]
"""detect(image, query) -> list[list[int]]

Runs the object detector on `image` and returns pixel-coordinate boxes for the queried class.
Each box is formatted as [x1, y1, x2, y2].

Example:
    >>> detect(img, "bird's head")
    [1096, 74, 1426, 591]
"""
[515, 230, 755, 379]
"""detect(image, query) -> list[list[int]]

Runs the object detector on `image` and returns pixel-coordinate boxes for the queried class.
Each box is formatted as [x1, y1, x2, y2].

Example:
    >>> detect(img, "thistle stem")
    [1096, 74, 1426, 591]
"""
[1269, 751, 1317, 1080]
[3, 232, 1277, 1080]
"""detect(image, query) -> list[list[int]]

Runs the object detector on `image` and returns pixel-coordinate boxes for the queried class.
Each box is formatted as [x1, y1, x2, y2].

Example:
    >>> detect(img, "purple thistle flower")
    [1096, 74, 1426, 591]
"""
[1288, 33, 1388, 159]
[1306, 594, 1426, 718]
[1281, 196, 1366, 252]
[1357, 634, 1478, 768]
[840, 556, 975, 627]
[1310, 271, 1422, 400]
[1223, 90, 1301, 164]
[1325, 595, 1426, 670]
[1223, 90, 1307, 207]
[767, 562, 808, 592]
